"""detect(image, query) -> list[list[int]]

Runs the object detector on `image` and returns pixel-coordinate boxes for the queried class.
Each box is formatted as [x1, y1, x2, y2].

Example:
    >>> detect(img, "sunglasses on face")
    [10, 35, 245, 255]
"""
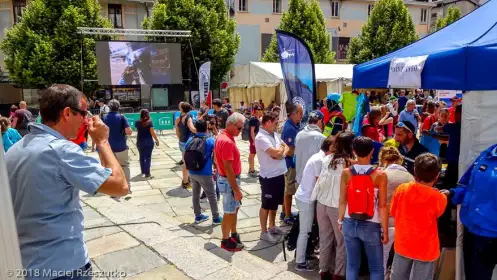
[69, 107, 90, 118]
[396, 122, 413, 134]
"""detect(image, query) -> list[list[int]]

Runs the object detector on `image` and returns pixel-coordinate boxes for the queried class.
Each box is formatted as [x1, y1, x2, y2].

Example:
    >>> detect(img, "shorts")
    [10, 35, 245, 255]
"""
[217, 175, 241, 214]
[259, 174, 285, 210]
[249, 140, 256, 154]
[284, 168, 297, 195]
[179, 142, 186, 153]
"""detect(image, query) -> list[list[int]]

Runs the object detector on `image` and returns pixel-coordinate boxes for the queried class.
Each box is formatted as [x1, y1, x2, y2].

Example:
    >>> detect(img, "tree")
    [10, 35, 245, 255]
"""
[143, 0, 240, 88]
[347, 0, 417, 64]
[435, 6, 461, 31]
[0, 0, 112, 90]
[261, 0, 334, 64]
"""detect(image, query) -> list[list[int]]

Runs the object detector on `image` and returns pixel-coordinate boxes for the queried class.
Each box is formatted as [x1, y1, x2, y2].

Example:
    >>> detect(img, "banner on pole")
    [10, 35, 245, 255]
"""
[276, 30, 316, 124]
[198, 61, 211, 107]
[387, 55, 428, 89]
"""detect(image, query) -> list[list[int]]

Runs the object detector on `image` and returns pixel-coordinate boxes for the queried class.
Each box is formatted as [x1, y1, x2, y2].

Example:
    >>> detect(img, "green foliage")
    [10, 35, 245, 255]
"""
[143, 0, 240, 88]
[347, 0, 417, 64]
[261, 0, 335, 64]
[435, 6, 461, 31]
[0, 0, 112, 91]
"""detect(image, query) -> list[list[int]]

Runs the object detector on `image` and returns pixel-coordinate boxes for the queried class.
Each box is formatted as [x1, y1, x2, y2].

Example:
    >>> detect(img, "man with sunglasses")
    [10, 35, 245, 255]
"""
[6, 84, 128, 279]
[394, 120, 428, 174]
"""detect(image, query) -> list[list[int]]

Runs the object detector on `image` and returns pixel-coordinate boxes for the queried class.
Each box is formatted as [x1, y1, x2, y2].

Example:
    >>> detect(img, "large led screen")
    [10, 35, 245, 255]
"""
[96, 41, 182, 85]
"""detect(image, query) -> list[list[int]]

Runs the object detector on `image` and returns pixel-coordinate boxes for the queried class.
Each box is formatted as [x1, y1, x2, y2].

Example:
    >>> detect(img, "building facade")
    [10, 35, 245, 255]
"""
[233, 0, 440, 64]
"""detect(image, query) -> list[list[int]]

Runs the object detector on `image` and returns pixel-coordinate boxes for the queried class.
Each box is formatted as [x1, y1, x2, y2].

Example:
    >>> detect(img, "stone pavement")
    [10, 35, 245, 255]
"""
[81, 132, 321, 280]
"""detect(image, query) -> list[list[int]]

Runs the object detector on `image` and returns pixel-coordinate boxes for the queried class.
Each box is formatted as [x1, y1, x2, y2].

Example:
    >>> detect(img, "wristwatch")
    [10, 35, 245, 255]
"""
[337, 219, 343, 225]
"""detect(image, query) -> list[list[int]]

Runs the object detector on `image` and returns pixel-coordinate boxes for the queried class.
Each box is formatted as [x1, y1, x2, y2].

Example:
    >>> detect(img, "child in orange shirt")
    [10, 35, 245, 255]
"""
[390, 153, 448, 280]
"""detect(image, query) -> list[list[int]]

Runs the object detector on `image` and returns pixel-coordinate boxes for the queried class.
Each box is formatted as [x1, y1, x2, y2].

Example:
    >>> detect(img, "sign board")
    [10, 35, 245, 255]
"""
[387, 55, 428, 88]
[122, 113, 140, 130]
[437, 89, 459, 100]
[150, 112, 174, 130]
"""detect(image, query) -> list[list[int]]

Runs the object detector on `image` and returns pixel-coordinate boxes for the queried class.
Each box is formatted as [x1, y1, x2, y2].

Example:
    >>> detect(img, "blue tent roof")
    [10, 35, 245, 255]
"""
[353, 0, 497, 91]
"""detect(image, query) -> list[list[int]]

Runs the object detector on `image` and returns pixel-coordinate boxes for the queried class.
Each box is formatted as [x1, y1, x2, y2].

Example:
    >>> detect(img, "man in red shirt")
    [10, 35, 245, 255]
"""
[215, 112, 246, 252]
[448, 97, 461, 123]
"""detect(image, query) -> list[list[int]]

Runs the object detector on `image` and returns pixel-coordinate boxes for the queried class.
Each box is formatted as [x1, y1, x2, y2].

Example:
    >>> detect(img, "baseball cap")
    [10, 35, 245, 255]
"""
[309, 110, 324, 120]
[389, 96, 398, 101]
[396, 121, 416, 134]
[98, 98, 104, 103]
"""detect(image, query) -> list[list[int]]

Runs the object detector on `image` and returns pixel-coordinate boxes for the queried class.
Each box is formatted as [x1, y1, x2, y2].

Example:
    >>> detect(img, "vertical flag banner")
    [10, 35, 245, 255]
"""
[276, 30, 316, 123]
[198, 61, 211, 107]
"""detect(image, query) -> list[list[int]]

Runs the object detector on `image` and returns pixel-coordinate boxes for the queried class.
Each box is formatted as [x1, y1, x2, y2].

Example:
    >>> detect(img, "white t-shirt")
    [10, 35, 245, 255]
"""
[311, 154, 345, 208]
[255, 128, 288, 178]
[295, 150, 325, 203]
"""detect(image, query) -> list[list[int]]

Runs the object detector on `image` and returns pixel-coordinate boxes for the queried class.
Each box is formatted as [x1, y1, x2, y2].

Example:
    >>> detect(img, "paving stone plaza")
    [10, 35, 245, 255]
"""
[81, 131, 318, 279]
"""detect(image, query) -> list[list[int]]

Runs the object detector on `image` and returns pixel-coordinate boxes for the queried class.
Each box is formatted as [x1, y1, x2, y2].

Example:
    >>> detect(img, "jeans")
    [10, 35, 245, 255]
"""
[191, 174, 219, 218]
[217, 175, 241, 214]
[295, 198, 315, 264]
[464, 228, 497, 280]
[114, 149, 130, 186]
[390, 253, 435, 280]
[383, 226, 395, 275]
[138, 145, 154, 176]
[342, 218, 384, 280]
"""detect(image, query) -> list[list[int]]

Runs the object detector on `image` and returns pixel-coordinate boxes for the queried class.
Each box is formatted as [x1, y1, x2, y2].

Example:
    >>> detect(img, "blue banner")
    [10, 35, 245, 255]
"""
[276, 30, 316, 123]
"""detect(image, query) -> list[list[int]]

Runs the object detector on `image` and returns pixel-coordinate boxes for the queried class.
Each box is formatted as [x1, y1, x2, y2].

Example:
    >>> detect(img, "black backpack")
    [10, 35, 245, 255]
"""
[241, 119, 250, 141]
[184, 136, 208, 171]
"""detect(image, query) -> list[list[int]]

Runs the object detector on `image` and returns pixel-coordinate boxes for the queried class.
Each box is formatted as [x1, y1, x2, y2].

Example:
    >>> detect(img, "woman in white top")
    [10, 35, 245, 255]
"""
[311, 131, 356, 279]
[378, 147, 414, 275]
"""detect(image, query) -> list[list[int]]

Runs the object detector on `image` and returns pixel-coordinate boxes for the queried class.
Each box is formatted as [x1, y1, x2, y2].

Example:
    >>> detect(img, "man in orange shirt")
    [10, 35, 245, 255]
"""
[390, 153, 448, 280]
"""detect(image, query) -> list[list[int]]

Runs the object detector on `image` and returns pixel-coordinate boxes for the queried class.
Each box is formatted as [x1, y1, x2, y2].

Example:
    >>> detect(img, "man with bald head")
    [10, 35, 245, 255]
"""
[11, 100, 34, 136]
[281, 103, 304, 224]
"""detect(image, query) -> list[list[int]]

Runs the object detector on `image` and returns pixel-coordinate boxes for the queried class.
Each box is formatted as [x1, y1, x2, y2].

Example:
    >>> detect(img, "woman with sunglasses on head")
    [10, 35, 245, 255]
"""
[136, 109, 159, 179]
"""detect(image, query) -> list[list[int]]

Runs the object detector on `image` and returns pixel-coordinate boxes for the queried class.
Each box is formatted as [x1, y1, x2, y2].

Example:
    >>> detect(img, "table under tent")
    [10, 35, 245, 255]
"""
[353, 0, 497, 278]
[229, 62, 354, 117]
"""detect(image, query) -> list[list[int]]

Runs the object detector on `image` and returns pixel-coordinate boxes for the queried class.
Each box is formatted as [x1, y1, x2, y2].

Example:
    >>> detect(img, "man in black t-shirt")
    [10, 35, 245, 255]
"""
[248, 105, 263, 177]
[394, 120, 429, 174]
[213, 98, 229, 129]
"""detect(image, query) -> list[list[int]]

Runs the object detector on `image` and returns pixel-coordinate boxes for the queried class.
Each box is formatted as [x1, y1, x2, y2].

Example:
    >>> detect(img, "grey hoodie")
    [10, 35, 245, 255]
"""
[295, 124, 326, 184]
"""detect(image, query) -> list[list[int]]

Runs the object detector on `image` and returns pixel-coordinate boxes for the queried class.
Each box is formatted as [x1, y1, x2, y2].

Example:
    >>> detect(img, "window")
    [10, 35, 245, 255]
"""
[13, 0, 26, 24]
[421, 8, 428, 23]
[108, 4, 123, 28]
[238, 0, 248, 12]
[273, 0, 281, 13]
[368, 4, 374, 16]
[331, 1, 340, 18]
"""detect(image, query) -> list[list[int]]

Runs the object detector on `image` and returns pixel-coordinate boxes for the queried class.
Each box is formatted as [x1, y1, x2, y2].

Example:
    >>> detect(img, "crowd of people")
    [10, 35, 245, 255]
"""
[3, 85, 496, 280]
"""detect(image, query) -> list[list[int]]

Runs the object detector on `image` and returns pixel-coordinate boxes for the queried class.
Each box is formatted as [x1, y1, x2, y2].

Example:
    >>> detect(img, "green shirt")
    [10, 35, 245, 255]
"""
[339, 92, 358, 121]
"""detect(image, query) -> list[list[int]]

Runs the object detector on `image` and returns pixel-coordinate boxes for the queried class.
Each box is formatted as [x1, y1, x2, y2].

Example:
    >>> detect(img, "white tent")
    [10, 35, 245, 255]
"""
[229, 62, 354, 117]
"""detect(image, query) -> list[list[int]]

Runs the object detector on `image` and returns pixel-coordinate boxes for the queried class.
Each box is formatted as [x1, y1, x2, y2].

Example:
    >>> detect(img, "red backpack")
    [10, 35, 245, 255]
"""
[347, 165, 376, 221]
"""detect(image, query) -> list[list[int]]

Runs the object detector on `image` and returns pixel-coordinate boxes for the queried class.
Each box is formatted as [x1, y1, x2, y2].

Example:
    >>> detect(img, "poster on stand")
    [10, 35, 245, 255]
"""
[198, 61, 211, 108]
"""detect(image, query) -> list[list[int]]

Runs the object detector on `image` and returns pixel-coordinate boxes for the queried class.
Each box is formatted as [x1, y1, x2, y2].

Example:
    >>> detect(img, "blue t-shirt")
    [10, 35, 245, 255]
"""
[2, 127, 22, 152]
[443, 123, 461, 163]
[282, 119, 299, 168]
[399, 110, 419, 135]
[135, 120, 154, 148]
[398, 96, 408, 113]
[185, 133, 215, 176]
[103, 112, 130, 153]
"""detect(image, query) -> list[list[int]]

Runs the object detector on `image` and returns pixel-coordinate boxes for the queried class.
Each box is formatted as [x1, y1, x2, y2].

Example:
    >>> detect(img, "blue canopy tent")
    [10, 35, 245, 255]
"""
[353, 2, 497, 279]
[353, 0, 497, 91]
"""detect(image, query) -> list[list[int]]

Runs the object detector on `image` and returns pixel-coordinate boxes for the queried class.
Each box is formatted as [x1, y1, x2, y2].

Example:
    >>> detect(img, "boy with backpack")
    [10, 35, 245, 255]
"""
[389, 153, 447, 280]
[338, 136, 389, 280]
[184, 120, 222, 225]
